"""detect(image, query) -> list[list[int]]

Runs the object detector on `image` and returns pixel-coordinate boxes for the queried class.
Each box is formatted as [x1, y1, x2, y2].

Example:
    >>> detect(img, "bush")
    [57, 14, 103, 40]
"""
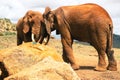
[0, 31, 16, 36]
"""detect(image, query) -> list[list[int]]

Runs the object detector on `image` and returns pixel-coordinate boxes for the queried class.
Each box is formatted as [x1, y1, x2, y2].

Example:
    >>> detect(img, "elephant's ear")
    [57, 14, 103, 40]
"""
[43, 6, 51, 35]
[23, 17, 30, 33]
[44, 19, 51, 35]
[43, 7, 51, 18]
[43, 7, 52, 35]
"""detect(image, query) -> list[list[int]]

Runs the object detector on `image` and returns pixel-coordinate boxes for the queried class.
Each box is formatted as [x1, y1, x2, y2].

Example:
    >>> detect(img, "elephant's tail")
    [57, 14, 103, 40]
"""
[106, 24, 114, 54]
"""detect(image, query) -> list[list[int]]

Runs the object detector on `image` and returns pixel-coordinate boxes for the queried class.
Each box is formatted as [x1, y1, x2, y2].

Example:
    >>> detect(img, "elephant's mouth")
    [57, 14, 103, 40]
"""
[31, 33, 50, 45]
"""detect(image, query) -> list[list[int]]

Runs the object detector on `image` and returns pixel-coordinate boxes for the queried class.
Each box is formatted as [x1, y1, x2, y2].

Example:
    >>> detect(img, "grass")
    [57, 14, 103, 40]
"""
[0, 35, 16, 49]
[0, 31, 16, 36]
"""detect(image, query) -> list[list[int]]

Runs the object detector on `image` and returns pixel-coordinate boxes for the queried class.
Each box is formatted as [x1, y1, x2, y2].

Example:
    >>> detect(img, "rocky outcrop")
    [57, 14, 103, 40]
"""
[0, 18, 16, 36]
[0, 18, 16, 32]
[0, 42, 80, 80]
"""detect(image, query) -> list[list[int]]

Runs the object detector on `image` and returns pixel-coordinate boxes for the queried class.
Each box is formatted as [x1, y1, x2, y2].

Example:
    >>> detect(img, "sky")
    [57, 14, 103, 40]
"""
[0, 0, 120, 35]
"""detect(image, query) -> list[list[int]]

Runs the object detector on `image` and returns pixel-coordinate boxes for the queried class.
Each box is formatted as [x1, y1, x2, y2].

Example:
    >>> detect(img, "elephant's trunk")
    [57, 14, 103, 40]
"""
[32, 32, 44, 44]
[37, 34, 50, 45]
[44, 35, 50, 45]
[37, 35, 44, 44]
[32, 33, 50, 45]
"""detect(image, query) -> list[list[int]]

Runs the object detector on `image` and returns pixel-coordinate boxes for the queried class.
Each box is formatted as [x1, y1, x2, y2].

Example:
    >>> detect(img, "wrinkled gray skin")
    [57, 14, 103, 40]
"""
[40, 3, 117, 71]
[16, 10, 49, 45]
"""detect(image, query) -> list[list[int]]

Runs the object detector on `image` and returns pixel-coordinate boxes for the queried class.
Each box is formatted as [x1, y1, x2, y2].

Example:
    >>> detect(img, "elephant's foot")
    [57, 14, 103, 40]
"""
[94, 65, 107, 71]
[71, 64, 80, 70]
[107, 61, 117, 71]
[107, 65, 117, 71]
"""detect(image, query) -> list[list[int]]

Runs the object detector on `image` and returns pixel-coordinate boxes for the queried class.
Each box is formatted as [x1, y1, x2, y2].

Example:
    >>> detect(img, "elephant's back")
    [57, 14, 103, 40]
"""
[57, 3, 113, 42]
[57, 3, 113, 31]
[60, 3, 112, 23]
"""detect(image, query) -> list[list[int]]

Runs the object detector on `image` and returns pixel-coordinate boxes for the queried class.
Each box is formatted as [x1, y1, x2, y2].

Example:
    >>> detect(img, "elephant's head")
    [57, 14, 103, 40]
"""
[43, 7, 56, 32]
[22, 10, 49, 44]
[38, 7, 57, 44]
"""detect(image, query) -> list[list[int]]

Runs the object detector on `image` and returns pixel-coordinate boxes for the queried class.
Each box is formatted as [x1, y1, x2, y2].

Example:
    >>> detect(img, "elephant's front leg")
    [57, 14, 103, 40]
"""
[61, 38, 80, 70]
[17, 34, 23, 46]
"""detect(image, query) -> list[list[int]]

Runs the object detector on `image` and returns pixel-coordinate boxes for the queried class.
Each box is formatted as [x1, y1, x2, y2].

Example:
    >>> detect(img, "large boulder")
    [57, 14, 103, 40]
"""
[5, 57, 80, 80]
[0, 42, 80, 80]
[0, 43, 63, 75]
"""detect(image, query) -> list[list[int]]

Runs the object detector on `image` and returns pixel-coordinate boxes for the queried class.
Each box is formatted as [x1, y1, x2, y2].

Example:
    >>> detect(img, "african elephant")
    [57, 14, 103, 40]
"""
[41, 3, 117, 71]
[16, 10, 49, 45]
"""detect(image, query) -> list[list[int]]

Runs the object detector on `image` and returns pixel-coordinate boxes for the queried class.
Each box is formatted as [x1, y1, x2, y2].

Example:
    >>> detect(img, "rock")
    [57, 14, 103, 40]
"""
[0, 43, 63, 78]
[0, 42, 80, 80]
[5, 57, 80, 80]
[0, 18, 16, 32]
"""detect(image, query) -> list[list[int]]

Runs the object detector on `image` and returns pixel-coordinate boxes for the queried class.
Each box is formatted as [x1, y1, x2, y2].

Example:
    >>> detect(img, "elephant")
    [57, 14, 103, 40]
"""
[16, 10, 49, 45]
[40, 3, 117, 71]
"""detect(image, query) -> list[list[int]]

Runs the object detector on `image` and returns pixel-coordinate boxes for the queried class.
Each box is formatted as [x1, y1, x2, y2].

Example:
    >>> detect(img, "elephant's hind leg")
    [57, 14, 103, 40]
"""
[94, 49, 107, 71]
[91, 35, 107, 71]
[106, 50, 117, 71]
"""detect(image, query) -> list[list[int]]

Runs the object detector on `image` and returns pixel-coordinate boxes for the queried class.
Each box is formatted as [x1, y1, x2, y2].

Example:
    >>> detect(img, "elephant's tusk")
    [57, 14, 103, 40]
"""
[32, 33, 48, 45]
[43, 38, 47, 43]
[44, 35, 50, 45]
[32, 33, 35, 42]
[31, 33, 36, 44]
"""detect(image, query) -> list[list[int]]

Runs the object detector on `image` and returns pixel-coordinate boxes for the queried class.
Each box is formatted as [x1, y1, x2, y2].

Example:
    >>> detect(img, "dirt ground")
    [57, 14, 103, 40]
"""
[49, 38, 120, 80]
[75, 48, 120, 80]
[0, 35, 120, 80]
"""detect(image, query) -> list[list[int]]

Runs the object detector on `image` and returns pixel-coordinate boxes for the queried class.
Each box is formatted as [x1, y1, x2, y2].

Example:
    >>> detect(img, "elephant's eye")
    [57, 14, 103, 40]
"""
[29, 15, 32, 18]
